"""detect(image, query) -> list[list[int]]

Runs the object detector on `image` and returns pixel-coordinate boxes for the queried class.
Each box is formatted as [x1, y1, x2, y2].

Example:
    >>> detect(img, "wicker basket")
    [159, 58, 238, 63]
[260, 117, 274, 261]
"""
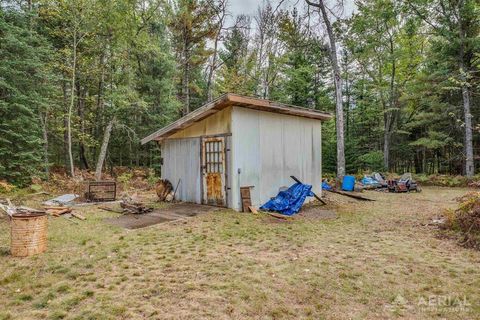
[10, 213, 48, 257]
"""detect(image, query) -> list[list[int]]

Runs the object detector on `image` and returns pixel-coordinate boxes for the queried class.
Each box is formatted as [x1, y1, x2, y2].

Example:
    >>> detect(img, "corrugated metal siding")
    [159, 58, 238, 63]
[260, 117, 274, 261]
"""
[161, 138, 201, 203]
[225, 135, 233, 208]
[231, 107, 322, 211]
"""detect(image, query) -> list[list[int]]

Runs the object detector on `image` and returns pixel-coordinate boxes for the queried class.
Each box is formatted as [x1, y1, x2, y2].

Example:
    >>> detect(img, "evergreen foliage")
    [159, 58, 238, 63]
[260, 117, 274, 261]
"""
[0, 0, 478, 185]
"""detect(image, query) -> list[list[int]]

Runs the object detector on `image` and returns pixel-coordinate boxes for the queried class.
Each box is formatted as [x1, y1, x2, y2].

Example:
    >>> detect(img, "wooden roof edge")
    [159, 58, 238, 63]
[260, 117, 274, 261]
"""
[226, 93, 333, 120]
[141, 93, 332, 144]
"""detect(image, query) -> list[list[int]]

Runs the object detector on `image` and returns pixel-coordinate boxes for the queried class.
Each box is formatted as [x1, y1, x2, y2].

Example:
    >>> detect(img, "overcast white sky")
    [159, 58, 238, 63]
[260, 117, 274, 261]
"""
[228, 0, 355, 19]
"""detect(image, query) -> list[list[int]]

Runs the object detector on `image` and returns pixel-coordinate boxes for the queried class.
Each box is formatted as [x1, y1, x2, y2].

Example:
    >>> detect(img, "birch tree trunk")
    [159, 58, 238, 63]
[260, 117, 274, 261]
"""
[67, 31, 77, 177]
[206, 50, 217, 102]
[95, 118, 115, 181]
[460, 60, 474, 177]
[458, 4, 474, 178]
[306, 0, 346, 177]
[384, 37, 397, 171]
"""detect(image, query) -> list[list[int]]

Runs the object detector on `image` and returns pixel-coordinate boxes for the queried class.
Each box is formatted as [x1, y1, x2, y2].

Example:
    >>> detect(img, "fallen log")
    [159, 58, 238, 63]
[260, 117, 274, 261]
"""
[325, 189, 375, 201]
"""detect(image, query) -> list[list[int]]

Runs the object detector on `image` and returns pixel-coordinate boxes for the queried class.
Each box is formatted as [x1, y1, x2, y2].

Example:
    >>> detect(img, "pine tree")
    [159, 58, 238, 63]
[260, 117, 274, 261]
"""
[0, 8, 54, 185]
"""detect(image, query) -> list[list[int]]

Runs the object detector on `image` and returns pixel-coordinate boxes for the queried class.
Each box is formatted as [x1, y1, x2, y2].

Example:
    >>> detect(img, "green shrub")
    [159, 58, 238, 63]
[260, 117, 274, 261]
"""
[117, 172, 133, 189]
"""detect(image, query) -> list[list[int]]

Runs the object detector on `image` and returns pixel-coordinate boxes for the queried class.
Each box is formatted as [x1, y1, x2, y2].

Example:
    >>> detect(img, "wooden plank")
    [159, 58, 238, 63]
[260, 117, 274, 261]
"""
[248, 206, 258, 214]
[266, 212, 293, 220]
[326, 189, 375, 201]
[72, 212, 86, 221]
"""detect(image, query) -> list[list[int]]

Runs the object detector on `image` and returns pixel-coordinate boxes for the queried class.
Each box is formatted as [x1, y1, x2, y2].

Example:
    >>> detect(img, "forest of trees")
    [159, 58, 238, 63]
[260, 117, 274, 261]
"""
[0, 0, 479, 186]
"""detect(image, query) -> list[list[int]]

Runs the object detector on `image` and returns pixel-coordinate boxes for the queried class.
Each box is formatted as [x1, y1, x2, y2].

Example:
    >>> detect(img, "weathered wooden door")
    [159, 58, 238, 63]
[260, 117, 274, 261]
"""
[201, 137, 226, 206]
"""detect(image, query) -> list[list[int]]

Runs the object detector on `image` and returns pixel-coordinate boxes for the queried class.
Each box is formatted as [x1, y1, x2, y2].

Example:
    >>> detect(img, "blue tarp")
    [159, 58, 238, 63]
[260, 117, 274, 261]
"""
[322, 180, 332, 191]
[260, 183, 314, 216]
[361, 176, 378, 186]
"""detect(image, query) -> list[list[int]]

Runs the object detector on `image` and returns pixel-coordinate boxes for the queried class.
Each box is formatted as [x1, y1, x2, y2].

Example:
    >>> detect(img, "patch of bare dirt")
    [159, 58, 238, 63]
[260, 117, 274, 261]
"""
[105, 203, 220, 229]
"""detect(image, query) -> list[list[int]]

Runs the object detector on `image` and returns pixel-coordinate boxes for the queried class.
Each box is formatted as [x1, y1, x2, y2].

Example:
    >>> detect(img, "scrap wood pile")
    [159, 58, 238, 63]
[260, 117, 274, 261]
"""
[0, 197, 85, 222]
[45, 206, 86, 221]
[120, 201, 153, 214]
[100, 198, 153, 215]
[1, 198, 46, 217]
[0, 199, 86, 220]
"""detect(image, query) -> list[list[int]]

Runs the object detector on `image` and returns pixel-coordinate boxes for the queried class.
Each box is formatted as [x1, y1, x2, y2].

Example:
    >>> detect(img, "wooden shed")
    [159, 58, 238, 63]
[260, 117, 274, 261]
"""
[141, 93, 332, 211]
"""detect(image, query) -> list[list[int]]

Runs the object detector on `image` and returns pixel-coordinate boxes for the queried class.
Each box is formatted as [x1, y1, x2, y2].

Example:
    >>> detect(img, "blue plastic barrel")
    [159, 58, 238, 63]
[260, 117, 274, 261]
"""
[342, 175, 355, 191]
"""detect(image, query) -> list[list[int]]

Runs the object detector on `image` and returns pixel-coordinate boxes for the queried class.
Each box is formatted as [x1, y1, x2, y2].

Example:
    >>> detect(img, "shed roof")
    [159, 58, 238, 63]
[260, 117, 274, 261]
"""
[141, 93, 332, 144]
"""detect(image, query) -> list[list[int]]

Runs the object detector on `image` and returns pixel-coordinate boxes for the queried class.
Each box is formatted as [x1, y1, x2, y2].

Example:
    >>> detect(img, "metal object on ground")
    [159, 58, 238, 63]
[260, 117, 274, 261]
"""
[10, 212, 48, 257]
[43, 194, 78, 206]
[387, 173, 421, 193]
[85, 181, 116, 202]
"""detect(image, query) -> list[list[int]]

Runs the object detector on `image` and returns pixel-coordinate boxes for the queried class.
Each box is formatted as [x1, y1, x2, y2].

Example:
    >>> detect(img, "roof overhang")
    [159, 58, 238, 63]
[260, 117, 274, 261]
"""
[141, 93, 332, 144]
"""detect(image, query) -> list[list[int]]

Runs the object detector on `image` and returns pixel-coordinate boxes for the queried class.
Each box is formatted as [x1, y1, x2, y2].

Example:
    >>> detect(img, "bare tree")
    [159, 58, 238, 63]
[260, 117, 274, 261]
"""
[253, 1, 282, 99]
[206, 0, 229, 101]
[306, 0, 345, 177]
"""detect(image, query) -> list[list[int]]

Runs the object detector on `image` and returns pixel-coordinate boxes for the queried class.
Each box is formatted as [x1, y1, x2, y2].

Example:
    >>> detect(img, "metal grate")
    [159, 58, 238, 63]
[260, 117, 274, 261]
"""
[205, 140, 223, 173]
[85, 181, 117, 202]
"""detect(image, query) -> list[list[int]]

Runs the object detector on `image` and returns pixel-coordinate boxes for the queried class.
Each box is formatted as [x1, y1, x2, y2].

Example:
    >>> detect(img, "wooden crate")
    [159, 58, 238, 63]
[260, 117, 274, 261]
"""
[240, 186, 254, 212]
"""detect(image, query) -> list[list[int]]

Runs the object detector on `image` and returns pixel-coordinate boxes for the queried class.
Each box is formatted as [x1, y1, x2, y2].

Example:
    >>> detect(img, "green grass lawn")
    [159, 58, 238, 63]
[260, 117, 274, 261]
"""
[1, 187, 479, 319]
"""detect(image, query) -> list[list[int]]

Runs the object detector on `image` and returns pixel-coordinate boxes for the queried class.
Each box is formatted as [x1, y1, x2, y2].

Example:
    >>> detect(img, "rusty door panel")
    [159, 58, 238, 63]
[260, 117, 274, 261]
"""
[202, 137, 226, 206]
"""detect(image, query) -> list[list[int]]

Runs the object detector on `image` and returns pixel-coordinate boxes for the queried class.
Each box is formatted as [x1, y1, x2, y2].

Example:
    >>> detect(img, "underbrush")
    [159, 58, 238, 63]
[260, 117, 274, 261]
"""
[414, 174, 477, 187]
[443, 192, 480, 250]
[0, 167, 159, 198]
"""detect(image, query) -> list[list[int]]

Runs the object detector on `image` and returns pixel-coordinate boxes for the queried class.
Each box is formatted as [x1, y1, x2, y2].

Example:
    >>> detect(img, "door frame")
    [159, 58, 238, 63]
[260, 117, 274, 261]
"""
[200, 134, 231, 207]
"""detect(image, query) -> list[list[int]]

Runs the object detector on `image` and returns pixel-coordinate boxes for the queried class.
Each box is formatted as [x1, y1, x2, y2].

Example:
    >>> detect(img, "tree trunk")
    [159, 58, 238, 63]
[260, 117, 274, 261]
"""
[77, 85, 89, 169]
[62, 81, 69, 172]
[207, 28, 221, 102]
[307, 0, 345, 177]
[461, 76, 474, 177]
[67, 32, 77, 177]
[39, 111, 49, 178]
[95, 118, 115, 181]
[384, 36, 397, 171]
[384, 131, 390, 171]
[183, 38, 190, 115]
[457, 1, 474, 177]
